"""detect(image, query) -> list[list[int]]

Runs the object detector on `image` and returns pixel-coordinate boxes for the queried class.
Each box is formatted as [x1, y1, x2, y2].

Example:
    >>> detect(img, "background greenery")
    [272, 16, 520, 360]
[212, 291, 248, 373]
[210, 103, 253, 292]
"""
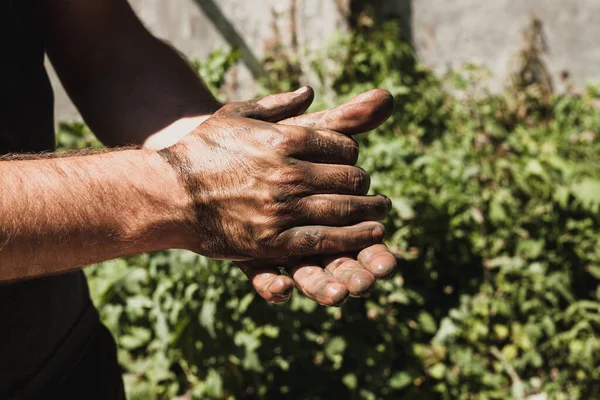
[57, 16, 600, 400]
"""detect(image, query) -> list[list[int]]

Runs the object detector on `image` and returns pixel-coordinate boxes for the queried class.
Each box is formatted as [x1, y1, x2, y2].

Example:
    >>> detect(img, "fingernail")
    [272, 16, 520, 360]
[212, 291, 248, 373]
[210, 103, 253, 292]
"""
[294, 86, 308, 94]
[271, 294, 292, 304]
[273, 292, 293, 304]
[281, 285, 294, 297]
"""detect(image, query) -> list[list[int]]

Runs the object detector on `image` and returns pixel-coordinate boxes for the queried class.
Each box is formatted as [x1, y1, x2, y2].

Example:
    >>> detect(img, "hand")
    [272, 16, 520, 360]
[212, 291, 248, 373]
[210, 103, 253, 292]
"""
[160, 90, 390, 261]
[215, 88, 398, 306]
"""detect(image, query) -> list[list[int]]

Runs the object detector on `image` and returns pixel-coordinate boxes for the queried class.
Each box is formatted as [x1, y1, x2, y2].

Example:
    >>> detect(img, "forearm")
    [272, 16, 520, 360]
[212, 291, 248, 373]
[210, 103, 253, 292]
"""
[0, 149, 192, 282]
[44, 0, 222, 148]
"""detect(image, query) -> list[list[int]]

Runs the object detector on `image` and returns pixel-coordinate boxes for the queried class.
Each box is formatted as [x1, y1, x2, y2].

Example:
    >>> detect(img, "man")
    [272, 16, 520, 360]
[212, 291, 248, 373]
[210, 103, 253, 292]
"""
[0, 0, 396, 398]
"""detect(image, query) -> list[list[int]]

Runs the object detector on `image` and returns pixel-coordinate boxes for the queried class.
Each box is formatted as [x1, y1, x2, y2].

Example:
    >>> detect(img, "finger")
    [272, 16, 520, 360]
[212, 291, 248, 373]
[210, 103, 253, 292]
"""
[287, 262, 349, 306]
[279, 89, 394, 135]
[291, 161, 371, 195]
[275, 125, 359, 165]
[293, 194, 391, 226]
[357, 244, 397, 279]
[236, 261, 295, 304]
[216, 86, 315, 122]
[322, 255, 376, 297]
[274, 221, 386, 258]
[239, 256, 349, 305]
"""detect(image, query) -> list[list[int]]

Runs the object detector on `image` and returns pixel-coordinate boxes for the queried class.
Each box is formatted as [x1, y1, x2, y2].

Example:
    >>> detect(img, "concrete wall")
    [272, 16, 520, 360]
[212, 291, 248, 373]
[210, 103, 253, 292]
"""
[50, 0, 600, 122]
[411, 0, 600, 91]
[50, 0, 349, 121]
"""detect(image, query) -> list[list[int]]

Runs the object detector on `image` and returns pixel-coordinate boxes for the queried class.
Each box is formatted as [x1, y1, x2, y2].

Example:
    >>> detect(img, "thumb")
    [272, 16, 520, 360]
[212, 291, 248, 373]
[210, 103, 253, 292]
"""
[279, 89, 394, 135]
[214, 86, 315, 122]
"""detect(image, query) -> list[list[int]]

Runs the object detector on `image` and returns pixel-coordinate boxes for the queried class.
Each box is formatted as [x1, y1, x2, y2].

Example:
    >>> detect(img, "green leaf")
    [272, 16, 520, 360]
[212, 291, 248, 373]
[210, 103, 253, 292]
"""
[343, 373, 358, 390]
[572, 179, 600, 212]
[389, 371, 412, 389]
[325, 336, 346, 359]
[119, 327, 152, 350]
[419, 311, 437, 334]
[429, 363, 446, 379]
[199, 300, 217, 338]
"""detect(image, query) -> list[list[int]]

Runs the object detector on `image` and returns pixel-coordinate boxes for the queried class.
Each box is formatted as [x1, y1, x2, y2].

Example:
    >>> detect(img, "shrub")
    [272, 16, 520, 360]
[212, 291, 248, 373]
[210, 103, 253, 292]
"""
[57, 19, 600, 400]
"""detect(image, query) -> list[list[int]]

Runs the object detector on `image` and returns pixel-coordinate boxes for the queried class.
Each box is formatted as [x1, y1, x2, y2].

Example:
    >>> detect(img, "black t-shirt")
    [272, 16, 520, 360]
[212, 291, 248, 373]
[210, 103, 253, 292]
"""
[0, 0, 96, 396]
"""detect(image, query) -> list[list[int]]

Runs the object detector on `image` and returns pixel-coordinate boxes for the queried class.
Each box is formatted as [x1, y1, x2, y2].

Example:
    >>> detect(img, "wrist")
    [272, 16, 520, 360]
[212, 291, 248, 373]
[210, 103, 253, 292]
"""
[136, 148, 196, 251]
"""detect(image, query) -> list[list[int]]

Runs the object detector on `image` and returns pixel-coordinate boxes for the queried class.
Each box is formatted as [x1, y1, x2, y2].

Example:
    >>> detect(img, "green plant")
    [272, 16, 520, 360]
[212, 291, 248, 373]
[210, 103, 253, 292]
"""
[57, 17, 600, 400]
[190, 48, 241, 100]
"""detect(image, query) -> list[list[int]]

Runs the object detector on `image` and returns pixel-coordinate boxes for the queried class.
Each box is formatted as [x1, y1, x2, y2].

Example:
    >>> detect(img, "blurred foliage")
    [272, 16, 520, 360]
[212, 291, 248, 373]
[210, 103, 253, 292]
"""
[190, 48, 241, 100]
[56, 18, 600, 400]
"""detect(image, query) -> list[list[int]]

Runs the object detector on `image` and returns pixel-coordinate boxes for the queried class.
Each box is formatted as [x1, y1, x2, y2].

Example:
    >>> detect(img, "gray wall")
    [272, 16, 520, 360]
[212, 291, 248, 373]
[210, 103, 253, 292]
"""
[411, 0, 600, 91]
[50, 0, 600, 122]
[50, 0, 348, 121]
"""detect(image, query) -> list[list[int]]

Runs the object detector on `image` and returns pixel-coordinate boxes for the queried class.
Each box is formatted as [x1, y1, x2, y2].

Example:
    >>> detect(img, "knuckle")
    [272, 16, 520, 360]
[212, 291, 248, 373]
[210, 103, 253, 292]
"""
[256, 187, 277, 205]
[346, 139, 360, 164]
[281, 128, 309, 154]
[261, 197, 285, 217]
[272, 166, 304, 186]
[270, 133, 293, 153]
[322, 109, 337, 129]
[269, 189, 287, 206]
[298, 127, 311, 146]
[348, 168, 369, 194]
[256, 227, 278, 248]
[255, 128, 278, 147]
[271, 127, 307, 154]
[299, 230, 324, 252]
[342, 198, 355, 218]
[214, 103, 238, 117]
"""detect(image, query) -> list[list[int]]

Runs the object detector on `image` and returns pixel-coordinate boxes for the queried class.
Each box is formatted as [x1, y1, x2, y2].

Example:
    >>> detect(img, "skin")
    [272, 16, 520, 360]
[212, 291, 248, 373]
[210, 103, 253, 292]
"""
[0, 112, 390, 281]
[160, 113, 391, 261]
[0, 148, 188, 281]
[30, 0, 396, 304]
